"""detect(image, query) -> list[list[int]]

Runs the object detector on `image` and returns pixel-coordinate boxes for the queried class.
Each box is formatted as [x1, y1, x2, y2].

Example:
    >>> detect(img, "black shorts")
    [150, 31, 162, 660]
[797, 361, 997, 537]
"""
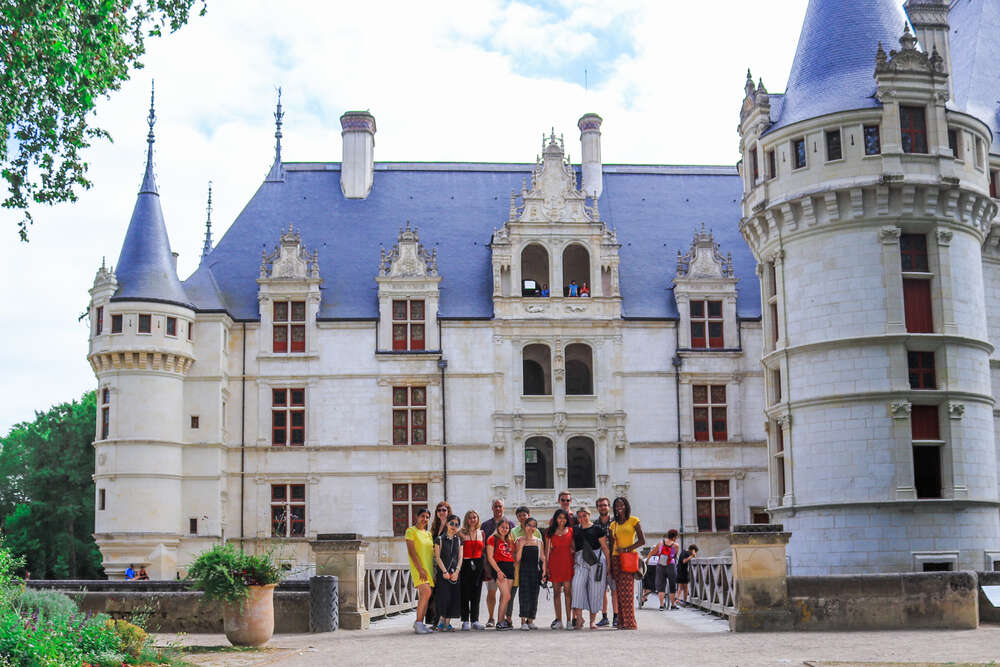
[496, 561, 515, 580]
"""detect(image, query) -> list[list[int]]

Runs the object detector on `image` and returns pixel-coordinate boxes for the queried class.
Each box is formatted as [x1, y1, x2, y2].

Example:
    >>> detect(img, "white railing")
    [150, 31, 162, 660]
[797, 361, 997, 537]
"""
[365, 563, 417, 619]
[688, 556, 736, 617]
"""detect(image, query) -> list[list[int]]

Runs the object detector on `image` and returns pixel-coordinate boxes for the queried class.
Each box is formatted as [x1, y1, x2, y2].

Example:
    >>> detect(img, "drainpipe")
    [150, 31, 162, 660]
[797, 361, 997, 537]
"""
[239, 321, 246, 550]
[672, 352, 684, 549]
[438, 356, 448, 501]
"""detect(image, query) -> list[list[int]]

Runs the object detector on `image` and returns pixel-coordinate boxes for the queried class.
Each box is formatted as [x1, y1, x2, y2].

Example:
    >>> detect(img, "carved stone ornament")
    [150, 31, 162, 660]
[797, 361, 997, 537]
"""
[92, 257, 117, 291]
[889, 400, 912, 419]
[613, 483, 630, 498]
[378, 221, 438, 278]
[509, 129, 597, 224]
[776, 414, 792, 429]
[879, 226, 902, 245]
[615, 431, 627, 450]
[676, 223, 734, 279]
[512, 413, 523, 439]
[948, 402, 965, 420]
[553, 412, 567, 434]
[260, 225, 320, 280]
[875, 25, 947, 77]
[936, 229, 953, 247]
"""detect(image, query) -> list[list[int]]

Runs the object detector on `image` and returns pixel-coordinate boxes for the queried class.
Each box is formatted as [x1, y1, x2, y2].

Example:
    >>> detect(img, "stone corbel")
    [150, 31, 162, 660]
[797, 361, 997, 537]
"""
[936, 229, 953, 247]
[948, 402, 965, 420]
[512, 413, 523, 440]
[614, 431, 627, 450]
[734, 471, 747, 480]
[613, 483, 630, 497]
[879, 225, 902, 245]
[776, 414, 792, 429]
[889, 400, 912, 419]
[598, 474, 609, 486]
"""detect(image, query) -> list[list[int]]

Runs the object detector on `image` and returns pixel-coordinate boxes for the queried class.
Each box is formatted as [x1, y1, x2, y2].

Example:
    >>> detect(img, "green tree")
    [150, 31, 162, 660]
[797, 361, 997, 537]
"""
[0, 391, 104, 579]
[1, 0, 206, 241]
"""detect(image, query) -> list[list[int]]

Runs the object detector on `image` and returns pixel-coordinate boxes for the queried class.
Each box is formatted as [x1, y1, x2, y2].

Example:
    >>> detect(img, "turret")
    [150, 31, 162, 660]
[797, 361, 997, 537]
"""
[88, 84, 195, 579]
[740, 0, 999, 575]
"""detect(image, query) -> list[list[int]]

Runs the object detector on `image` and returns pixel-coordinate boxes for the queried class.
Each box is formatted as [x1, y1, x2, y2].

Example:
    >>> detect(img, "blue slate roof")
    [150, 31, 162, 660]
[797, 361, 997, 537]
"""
[187, 163, 755, 321]
[113, 142, 192, 307]
[766, 0, 912, 134]
[947, 0, 1000, 154]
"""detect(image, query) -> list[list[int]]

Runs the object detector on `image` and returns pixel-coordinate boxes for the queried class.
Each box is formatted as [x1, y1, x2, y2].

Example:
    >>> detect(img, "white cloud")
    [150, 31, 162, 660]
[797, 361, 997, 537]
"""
[0, 0, 811, 433]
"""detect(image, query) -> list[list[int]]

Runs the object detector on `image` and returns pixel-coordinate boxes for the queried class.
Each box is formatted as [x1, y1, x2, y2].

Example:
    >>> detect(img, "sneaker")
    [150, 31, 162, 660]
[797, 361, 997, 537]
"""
[496, 620, 511, 631]
[485, 618, 495, 628]
[528, 622, 538, 630]
[671, 605, 679, 610]
[659, 604, 666, 610]
[613, 614, 620, 628]
[414, 621, 432, 635]
[436, 622, 447, 632]
[445, 624, 456, 632]
[461, 622, 471, 631]
[520, 622, 530, 631]
[596, 615, 610, 627]
[550, 619, 563, 630]
[472, 622, 485, 630]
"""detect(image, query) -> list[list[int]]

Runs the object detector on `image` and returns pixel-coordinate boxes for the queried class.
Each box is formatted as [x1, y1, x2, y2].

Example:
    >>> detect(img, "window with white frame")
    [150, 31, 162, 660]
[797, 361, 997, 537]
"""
[392, 483, 428, 536]
[273, 301, 305, 353]
[392, 300, 425, 351]
[272, 388, 305, 446]
[690, 300, 724, 349]
[392, 386, 427, 445]
[696, 479, 730, 532]
[271, 484, 306, 537]
[693, 384, 727, 442]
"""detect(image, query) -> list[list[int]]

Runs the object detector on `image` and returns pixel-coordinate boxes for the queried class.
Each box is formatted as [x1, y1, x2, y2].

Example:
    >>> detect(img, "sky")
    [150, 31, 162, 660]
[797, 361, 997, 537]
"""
[0, 0, 812, 434]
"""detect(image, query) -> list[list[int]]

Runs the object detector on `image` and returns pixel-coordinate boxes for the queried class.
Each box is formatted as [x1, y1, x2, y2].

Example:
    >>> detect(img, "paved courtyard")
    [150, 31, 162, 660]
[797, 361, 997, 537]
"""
[160, 597, 1000, 666]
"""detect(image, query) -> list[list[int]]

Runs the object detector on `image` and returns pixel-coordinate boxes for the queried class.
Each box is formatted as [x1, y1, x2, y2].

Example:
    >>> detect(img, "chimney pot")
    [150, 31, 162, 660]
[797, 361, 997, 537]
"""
[340, 111, 376, 199]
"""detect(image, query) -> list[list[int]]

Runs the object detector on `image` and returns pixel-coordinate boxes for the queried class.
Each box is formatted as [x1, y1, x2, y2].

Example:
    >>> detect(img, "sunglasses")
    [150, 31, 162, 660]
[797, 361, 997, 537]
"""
[448, 521, 460, 527]
[437, 508, 448, 513]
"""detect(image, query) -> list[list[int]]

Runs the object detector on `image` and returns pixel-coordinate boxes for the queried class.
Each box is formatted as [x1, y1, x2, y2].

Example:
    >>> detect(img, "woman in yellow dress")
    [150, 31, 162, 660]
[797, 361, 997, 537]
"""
[405, 508, 435, 634]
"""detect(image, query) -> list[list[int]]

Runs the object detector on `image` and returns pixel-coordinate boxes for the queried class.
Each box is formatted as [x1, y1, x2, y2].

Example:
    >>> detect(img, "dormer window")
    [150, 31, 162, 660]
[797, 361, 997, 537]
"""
[273, 301, 306, 353]
[690, 300, 724, 349]
[900, 106, 927, 154]
[392, 300, 425, 351]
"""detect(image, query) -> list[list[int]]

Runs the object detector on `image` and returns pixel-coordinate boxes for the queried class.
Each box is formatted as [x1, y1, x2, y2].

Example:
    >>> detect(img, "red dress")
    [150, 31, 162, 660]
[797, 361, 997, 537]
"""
[547, 528, 574, 583]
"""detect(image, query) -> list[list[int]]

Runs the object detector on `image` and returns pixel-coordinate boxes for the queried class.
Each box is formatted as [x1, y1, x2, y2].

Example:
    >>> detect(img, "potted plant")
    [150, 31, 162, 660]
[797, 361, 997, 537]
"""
[187, 543, 282, 646]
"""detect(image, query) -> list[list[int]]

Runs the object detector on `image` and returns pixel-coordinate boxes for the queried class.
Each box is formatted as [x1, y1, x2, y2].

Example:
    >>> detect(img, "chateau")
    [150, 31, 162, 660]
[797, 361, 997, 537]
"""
[87, 0, 1000, 578]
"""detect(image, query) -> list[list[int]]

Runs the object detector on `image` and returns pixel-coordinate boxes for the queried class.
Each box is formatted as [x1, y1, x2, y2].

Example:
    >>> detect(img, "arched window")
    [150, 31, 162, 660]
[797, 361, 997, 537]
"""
[567, 436, 595, 488]
[562, 244, 590, 296]
[565, 343, 593, 395]
[525, 437, 554, 489]
[520, 244, 550, 297]
[522, 344, 552, 395]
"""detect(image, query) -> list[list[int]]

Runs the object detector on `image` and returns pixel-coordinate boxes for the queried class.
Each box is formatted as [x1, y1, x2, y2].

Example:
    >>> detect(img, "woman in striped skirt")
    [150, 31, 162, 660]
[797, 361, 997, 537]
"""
[570, 506, 611, 629]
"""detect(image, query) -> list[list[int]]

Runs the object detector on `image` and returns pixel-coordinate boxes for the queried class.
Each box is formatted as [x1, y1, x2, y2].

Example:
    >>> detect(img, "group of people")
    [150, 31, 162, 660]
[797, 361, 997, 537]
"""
[405, 492, 691, 634]
[537, 281, 591, 298]
[123, 564, 149, 581]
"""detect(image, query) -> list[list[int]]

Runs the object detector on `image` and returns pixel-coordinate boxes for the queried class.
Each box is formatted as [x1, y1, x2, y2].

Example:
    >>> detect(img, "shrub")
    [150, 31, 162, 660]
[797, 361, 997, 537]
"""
[10, 588, 77, 622]
[103, 619, 146, 658]
[187, 544, 281, 604]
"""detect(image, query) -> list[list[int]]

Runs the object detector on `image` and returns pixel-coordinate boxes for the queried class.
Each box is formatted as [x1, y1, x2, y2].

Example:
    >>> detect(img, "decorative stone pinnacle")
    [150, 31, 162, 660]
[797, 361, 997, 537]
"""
[274, 87, 284, 163]
[140, 80, 158, 194]
[201, 181, 213, 262]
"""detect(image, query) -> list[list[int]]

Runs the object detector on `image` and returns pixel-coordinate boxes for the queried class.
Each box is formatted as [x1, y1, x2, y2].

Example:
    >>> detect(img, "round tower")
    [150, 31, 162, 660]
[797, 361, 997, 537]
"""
[740, 0, 1000, 573]
[88, 88, 195, 579]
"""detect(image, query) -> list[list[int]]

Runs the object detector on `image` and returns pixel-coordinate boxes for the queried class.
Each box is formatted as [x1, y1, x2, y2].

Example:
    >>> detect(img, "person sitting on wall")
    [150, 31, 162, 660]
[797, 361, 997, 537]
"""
[137, 567, 150, 581]
[541, 284, 550, 297]
[124, 564, 136, 580]
[568, 281, 579, 297]
[580, 283, 590, 297]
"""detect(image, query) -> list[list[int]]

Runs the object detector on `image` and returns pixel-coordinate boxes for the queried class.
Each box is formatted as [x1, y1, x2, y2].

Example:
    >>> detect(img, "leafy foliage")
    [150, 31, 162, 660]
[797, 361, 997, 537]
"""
[0, 391, 104, 579]
[0, 0, 206, 240]
[103, 619, 146, 658]
[9, 588, 77, 622]
[187, 544, 282, 604]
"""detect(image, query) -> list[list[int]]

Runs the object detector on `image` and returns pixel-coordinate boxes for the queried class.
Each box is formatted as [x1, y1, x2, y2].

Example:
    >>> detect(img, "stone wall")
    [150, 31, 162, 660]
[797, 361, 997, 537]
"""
[786, 571, 979, 630]
[26, 581, 309, 633]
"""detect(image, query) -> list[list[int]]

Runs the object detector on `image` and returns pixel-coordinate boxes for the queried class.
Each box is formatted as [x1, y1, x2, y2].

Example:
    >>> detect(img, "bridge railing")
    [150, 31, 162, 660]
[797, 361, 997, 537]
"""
[688, 555, 736, 618]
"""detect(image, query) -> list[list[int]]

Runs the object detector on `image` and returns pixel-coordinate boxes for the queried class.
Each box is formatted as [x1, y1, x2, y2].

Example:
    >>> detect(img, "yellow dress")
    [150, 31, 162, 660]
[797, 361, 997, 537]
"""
[609, 515, 641, 554]
[405, 526, 435, 587]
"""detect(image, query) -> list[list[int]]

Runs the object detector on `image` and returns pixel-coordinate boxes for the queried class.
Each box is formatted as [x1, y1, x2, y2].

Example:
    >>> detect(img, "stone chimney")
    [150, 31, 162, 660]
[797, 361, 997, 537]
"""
[340, 111, 376, 199]
[578, 113, 603, 198]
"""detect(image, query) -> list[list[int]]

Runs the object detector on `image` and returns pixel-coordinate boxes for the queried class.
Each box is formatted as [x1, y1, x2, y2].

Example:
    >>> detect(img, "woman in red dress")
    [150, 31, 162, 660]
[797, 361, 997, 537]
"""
[545, 509, 575, 629]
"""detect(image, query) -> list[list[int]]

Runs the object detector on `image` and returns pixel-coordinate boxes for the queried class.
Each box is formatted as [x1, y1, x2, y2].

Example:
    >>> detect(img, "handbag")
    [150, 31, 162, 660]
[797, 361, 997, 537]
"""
[580, 532, 599, 566]
[620, 551, 639, 573]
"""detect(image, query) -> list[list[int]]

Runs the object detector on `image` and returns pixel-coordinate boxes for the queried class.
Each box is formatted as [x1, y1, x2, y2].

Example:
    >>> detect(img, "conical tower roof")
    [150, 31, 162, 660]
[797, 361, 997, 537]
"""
[768, 0, 912, 133]
[114, 84, 191, 307]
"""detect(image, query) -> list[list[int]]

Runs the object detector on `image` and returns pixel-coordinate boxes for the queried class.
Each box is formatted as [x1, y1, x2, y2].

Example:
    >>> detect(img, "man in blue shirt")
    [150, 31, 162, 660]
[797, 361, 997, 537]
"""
[124, 564, 137, 580]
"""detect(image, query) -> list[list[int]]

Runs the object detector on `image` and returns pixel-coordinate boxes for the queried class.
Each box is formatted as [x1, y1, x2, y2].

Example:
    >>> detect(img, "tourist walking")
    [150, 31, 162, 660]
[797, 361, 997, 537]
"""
[656, 529, 680, 610]
[609, 497, 645, 630]
[458, 510, 485, 630]
[433, 514, 463, 631]
[571, 506, 610, 629]
[515, 517, 545, 630]
[425, 501, 452, 628]
[594, 497, 617, 627]
[405, 508, 435, 634]
[481, 499, 514, 628]
[677, 544, 698, 606]
[546, 508, 575, 629]
[486, 518, 516, 630]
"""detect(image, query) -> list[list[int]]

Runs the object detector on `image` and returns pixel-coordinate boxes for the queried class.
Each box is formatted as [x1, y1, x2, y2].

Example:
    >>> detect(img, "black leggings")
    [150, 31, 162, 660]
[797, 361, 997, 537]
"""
[459, 560, 483, 622]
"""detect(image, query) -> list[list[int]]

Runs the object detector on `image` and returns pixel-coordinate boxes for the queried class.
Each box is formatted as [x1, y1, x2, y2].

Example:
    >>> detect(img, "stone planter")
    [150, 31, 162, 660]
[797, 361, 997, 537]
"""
[222, 584, 276, 646]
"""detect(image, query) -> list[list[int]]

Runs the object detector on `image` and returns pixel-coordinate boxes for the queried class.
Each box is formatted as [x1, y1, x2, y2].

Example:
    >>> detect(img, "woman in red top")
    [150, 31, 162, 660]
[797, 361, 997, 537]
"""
[458, 510, 486, 630]
[486, 520, 515, 630]
[545, 509, 575, 629]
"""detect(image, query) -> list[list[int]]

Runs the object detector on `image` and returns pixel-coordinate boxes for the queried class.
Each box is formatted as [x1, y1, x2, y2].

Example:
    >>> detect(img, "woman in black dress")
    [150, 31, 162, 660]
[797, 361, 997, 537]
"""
[433, 513, 464, 631]
[514, 517, 546, 630]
